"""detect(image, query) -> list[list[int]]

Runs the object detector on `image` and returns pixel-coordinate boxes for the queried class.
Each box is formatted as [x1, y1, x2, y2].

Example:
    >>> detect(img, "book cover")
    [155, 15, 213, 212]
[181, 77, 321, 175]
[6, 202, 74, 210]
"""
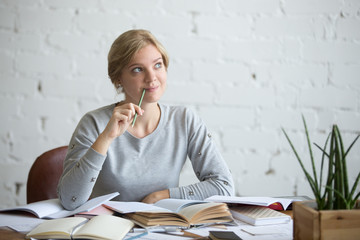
[209, 230, 242, 240]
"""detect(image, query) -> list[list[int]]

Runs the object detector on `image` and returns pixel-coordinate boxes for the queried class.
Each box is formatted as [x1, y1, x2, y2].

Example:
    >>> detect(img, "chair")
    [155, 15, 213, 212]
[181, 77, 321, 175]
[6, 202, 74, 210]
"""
[26, 146, 68, 203]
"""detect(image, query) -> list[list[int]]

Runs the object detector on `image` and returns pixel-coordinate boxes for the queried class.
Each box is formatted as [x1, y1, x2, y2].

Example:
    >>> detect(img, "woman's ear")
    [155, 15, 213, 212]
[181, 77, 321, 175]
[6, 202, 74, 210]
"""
[116, 79, 122, 88]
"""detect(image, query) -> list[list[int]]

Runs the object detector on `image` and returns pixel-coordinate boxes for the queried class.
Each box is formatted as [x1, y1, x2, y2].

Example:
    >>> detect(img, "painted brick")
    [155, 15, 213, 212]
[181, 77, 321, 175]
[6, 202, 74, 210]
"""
[99, 0, 162, 12]
[197, 15, 251, 38]
[162, 0, 218, 14]
[303, 40, 360, 63]
[0, 75, 37, 95]
[332, 64, 360, 87]
[260, 109, 317, 130]
[342, 0, 360, 17]
[198, 106, 255, 128]
[15, 53, 72, 75]
[223, 129, 279, 151]
[0, 32, 41, 53]
[48, 33, 101, 54]
[300, 86, 357, 109]
[0, 7, 15, 29]
[17, 8, 74, 32]
[193, 62, 250, 85]
[255, 17, 322, 37]
[41, 78, 97, 98]
[75, 56, 108, 77]
[134, 15, 191, 36]
[44, 0, 99, 9]
[266, 64, 328, 87]
[218, 85, 276, 107]
[223, 40, 281, 62]
[166, 37, 220, 60]
[336, 111, 360, 131]
[163, 82, 214, 104]
[0, 52, 13, 74]
[220, 0, 280, 14]
[167, 61, 192, 83]
[76, 12, 133, 34]
[283, 0, 342, 14]
[337, 18, 360, 39]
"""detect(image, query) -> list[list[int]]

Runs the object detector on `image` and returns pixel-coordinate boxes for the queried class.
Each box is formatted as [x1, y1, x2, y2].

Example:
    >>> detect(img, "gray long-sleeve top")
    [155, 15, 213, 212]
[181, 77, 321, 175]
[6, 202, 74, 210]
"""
[58, 103, 234, 210]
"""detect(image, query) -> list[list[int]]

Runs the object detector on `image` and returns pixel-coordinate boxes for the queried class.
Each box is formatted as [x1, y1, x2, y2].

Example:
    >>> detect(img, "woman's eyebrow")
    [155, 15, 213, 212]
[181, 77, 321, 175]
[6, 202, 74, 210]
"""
[128, 57, 163, 69]
[153, 57, 162, 62]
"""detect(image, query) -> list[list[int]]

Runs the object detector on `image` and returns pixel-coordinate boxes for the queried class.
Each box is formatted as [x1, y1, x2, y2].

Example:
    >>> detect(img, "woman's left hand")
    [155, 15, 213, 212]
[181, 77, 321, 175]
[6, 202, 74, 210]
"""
[141, 189, 170, 204]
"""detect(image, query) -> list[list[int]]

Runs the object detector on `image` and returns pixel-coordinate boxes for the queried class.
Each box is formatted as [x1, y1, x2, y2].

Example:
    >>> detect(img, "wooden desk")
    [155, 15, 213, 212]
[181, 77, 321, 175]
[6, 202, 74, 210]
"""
[0, 227, 25, 240]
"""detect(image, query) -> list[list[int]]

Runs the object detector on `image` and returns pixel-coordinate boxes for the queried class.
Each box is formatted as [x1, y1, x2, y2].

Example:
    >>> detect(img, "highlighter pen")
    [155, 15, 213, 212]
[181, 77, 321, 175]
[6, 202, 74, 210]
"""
[132, 88, 146, 127]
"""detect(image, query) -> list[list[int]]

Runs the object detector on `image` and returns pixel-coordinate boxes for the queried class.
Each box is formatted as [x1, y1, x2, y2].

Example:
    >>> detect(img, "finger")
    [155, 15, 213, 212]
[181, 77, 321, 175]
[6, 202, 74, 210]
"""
[114, 106, 136, 121]
[134, 105, 144, 116]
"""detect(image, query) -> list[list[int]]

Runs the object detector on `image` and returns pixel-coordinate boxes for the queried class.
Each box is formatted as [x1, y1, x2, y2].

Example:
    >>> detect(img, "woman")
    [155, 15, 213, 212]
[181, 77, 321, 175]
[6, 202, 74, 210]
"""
[58, 29, 234, 210]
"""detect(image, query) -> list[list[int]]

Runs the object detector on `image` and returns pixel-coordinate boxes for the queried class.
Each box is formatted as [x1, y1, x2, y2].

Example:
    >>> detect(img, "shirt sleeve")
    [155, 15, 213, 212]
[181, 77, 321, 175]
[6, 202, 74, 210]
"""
[57, 113, 107, 210]
[169, 108, 235, 200]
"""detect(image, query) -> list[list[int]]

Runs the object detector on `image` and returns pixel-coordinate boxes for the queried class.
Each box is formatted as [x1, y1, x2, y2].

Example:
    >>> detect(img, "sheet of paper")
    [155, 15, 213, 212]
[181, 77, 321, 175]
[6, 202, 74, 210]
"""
[125, 231, 193, 240]
[205, 195, 299, 210]
[104, 201, 168, 214]
[0, 213, 44, 233]
[154, 199, 205, 213]
[186, 220, 293, 240]
[46, 192, 119, 219]
[0, 199, 63, 218]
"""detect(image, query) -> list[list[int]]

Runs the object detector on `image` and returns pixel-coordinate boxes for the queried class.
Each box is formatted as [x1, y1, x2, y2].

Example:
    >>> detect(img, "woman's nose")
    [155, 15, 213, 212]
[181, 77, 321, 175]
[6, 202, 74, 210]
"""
[145, 69, 156, 82]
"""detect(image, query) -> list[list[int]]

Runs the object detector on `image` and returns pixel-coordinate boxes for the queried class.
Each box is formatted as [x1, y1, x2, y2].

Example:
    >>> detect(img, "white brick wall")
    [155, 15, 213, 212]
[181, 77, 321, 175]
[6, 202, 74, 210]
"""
[1, 0, 359, 207]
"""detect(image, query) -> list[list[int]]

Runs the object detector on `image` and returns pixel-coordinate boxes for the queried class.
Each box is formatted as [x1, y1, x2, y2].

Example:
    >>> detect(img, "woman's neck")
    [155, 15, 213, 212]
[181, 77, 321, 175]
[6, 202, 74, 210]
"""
[127, 102, 161, 138]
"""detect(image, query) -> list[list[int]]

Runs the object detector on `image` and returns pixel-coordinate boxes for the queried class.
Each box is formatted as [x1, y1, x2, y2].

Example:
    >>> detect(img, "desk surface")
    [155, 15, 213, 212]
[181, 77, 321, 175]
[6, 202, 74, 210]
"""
[0, 227, 25, 240]
[0, 211, 294, 240]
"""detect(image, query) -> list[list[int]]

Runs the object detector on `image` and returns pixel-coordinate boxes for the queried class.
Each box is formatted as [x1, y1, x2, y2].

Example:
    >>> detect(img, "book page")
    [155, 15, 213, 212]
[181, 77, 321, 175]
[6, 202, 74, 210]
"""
[26, 217, 88, 239]
[0, 199, 63, 218]
[230, 206, 291, 226]
[179, 202, 229, 223]
[154, 199, 205, 213]
[46, 192, 119, 219]
[205, 196, 299, 210]
[73, 215, 134, 240]
[104, 201, 169, 214]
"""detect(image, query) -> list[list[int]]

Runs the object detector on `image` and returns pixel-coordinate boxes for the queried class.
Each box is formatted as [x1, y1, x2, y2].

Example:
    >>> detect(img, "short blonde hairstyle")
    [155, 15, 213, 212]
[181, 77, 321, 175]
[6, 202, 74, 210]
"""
[108, 29, 169, 88]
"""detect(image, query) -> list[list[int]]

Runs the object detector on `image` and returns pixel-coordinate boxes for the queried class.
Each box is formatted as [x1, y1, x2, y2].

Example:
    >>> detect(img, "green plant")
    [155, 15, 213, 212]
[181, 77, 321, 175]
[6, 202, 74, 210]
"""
[282, 116, 360, 210]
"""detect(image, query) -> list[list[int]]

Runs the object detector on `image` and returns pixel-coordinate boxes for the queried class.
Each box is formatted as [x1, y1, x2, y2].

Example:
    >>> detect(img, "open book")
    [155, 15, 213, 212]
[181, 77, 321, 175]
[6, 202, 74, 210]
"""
[205, 195, 303, 210]
[26, 215, 134, 240]
[0, 192, 119, 219]
[104, 198, 233, 228]
[230, 205, 291, 226]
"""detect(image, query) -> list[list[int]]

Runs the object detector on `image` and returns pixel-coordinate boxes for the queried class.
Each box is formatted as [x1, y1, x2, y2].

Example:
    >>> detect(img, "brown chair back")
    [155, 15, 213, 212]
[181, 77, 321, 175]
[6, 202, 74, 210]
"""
[26, 146, 68, 203]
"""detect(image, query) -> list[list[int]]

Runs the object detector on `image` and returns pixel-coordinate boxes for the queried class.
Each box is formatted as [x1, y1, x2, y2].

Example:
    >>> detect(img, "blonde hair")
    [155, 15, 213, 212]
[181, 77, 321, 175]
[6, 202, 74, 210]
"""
[108, 29, 169, 89]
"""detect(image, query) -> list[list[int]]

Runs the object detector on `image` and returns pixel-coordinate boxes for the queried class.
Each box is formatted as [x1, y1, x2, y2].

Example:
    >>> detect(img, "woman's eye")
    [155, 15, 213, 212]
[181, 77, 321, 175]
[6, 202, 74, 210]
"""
[155, 62, 162, 69]
[132, 67, 142, 73]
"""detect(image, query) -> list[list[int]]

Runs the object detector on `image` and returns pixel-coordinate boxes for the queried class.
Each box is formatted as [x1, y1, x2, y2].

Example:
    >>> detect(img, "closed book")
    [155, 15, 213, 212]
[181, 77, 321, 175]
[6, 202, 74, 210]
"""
[209, 230, 242, 240]
[230, 205, 291, 226]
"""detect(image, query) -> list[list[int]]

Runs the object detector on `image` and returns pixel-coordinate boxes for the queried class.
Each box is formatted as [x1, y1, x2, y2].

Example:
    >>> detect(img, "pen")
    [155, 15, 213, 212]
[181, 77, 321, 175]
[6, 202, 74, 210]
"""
[131, 88, 146, 127]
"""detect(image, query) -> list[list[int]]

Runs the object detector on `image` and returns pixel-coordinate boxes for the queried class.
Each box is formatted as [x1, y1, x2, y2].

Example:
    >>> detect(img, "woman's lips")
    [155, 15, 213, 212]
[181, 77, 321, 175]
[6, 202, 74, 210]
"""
[145, 86, 158, 92]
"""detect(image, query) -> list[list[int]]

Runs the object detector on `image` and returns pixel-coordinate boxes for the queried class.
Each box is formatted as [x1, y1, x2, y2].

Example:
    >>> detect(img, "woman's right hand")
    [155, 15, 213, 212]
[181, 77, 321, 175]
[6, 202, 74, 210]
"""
[92, 103, 143, 155]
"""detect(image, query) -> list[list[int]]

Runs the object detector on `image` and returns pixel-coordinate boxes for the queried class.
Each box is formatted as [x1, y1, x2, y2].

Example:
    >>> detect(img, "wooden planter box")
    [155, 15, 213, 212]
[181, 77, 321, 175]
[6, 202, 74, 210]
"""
[293, 201, 360, 240]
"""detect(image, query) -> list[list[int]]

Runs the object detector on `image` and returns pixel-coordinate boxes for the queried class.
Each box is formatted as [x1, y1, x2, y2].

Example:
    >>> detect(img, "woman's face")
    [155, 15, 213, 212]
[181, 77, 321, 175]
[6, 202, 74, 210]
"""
[120, 44, 167, 105]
